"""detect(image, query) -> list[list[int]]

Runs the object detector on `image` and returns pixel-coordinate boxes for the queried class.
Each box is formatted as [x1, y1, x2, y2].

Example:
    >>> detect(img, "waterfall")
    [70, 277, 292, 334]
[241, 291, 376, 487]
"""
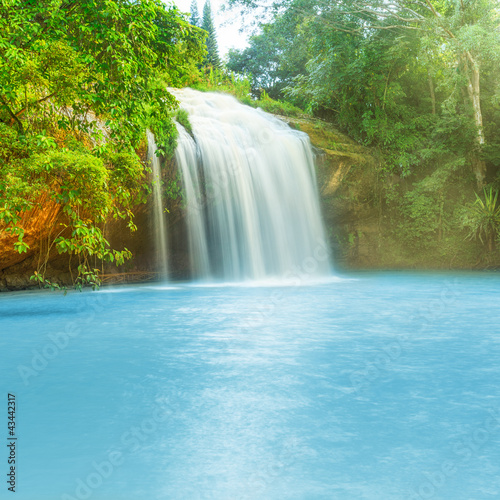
[147, 130, 169, 278]
[173, 88, 330, 281]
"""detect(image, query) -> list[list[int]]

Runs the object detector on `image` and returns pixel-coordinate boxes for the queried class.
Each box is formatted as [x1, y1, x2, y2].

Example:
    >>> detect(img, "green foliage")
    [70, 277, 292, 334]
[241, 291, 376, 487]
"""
[386, 158, 468, 247]
[176, 109, 193, 135]
[0, 129, 146, 286]
[226, 0, 500, 179]
[193, 66, 252, 99]
[255, 90, 304, 118]
[149, 118, 179, 158]
[30, 271, 67, 294]
[462, 187, 500, 251]
[0, 0, 206, 288]
[0, 0, 205, 144]
[201, 0, 220, 68]
[398, 187, 442, 246]
[227, 21, 303, 99]
[192, 68, 304, 117]
[163, 173, 184, 203]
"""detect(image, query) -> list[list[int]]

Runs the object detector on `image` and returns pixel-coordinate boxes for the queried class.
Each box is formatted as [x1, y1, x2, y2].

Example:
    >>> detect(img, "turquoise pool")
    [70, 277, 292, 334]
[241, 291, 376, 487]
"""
[2, 273, 500, 499]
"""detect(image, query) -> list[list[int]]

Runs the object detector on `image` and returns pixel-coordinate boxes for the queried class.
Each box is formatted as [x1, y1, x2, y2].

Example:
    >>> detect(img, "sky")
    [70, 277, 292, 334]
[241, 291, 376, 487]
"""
[171, 0, 250, 57]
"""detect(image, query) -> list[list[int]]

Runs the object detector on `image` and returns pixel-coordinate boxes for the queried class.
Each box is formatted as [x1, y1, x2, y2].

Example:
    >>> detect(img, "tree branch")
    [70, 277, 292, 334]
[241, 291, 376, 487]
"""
[0, 95, 24, 133]
[14, 90, 58, 119]
[423, 0, 455, 39]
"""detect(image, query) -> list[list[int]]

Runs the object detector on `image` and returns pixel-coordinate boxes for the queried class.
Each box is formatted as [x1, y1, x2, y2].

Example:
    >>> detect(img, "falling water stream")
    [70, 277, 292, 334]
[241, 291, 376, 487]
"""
[147, 130, 169, 277]
[172, 88, 330, 281]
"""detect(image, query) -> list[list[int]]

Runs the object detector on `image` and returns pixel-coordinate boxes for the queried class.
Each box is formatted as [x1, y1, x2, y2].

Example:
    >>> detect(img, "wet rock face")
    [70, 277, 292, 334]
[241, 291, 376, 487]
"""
[104, 155, 191, 280]
[0, 193, 62, 272]
[0, 249, 74, 292]
[0, 193, 76, 291]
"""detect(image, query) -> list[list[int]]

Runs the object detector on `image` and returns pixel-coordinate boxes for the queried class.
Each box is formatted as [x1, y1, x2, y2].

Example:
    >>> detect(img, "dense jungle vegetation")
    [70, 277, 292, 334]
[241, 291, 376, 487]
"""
[225, 0, 500, 265]
[0, 0, 205, 288]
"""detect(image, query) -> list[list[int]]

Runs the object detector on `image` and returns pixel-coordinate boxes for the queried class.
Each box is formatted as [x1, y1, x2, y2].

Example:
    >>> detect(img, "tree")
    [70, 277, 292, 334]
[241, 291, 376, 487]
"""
[0, 0, 205, 147]
[227, 29, 286, 97]
[227, 12, 310, 99]
[0, 0, 206, 287]
[190, 0, 200, 27]
[227, 0, 500, 187]
[202, 0, 220, 67]
[332, 0, 500, 187]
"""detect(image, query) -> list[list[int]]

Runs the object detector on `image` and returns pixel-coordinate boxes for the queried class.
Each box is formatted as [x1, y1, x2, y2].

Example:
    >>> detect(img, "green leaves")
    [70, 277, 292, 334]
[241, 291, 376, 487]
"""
[226, 0, 500, 182]
[462, 186, 500, 249]
[13, 241, 29, 253]
[30, 271, 67, 293]
[0, 0, 207, 289]
[0, 0, 205, 146]
[201, 1, 219, 68]
[175, 108, 193, 135]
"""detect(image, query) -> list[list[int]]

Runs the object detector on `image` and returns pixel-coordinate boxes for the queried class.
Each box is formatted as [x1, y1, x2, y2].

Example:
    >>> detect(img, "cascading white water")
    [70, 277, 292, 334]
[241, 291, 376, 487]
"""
[173, 88, 330, 281]
[147, 130, 169, 277]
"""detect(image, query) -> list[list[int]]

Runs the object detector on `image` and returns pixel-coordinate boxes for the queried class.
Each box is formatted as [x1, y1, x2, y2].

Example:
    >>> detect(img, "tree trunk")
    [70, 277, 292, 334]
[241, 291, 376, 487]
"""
[488, 232, 495, 253]
[466, 59, 484, 145]
[470, 153, 486, 189]
[465, 54, 486, 188]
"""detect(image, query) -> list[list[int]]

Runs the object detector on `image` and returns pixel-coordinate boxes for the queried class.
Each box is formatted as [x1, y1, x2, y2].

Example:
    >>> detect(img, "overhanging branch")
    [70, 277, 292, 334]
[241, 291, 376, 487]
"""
[0, 95, 24, 133]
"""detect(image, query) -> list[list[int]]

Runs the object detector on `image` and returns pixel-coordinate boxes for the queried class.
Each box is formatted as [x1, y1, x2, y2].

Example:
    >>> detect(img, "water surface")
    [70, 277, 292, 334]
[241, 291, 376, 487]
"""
[1, 273, 500, 499]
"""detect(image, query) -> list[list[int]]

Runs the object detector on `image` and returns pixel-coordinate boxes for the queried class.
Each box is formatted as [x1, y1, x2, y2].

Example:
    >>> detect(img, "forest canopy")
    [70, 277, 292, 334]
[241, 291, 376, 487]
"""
[227, 0, 500, 183]
[0, 0, 205, 288]
[225, 0, 500, 259]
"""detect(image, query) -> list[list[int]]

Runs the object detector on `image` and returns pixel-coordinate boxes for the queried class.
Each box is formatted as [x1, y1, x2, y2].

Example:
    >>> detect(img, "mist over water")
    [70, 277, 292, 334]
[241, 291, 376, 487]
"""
[173, 89, 330, 281]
